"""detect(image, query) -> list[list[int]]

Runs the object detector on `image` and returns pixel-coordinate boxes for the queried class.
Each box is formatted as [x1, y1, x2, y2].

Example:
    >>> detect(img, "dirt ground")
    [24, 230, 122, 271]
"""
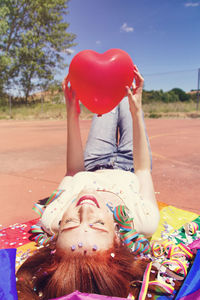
[0, 118, 200, 228]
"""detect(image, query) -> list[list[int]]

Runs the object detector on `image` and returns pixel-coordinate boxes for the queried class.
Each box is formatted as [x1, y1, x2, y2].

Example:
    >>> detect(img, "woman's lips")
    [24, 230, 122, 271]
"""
[76, 195, 100, 208]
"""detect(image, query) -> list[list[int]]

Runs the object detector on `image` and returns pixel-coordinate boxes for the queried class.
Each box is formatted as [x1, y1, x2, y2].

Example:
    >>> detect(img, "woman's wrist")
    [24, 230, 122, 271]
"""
[67, 114, 79, 125]
[130, 107, 143, 119]
[67, 107, 80, 119]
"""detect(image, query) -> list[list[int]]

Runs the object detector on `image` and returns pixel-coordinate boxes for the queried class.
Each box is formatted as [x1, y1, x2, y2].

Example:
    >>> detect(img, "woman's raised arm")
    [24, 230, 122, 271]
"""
[126, 67, 158, 208]
[62, 79, 85, 176]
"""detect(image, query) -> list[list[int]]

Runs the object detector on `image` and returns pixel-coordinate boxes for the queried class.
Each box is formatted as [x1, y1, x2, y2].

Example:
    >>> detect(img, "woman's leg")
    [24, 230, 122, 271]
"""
[84, 107, 119, 171]
[115, 97, 134, 171]
[116, 97, 152, 171]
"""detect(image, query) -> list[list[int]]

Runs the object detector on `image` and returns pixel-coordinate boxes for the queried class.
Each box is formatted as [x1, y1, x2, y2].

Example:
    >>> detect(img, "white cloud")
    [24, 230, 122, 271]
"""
[63, 48, 75, 55]
[185, 2, 200, 7]
[96, 40, 101, 45]
[120, 23, 134, 33]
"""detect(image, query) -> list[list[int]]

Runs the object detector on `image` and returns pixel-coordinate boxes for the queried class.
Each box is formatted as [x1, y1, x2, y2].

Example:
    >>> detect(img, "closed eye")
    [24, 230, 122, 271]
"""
[61, 225, 79, 233]
[91, 220, 109, 232]
[61, 218, 80, 232]
[65, 218, 79, 224]
[93, 219, 105, 225]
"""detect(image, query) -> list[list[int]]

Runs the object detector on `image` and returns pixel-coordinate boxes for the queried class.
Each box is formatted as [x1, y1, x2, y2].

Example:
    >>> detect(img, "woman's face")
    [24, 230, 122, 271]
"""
[56, 188, 118, 254]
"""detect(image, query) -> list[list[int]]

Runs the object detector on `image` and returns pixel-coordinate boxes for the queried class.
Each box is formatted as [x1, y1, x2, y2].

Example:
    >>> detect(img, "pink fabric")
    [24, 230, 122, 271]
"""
[179, 289, 200, 300]
[188, 238, 200, 250]
[0, 219, 39, 249]
[51, 290, 127, 300]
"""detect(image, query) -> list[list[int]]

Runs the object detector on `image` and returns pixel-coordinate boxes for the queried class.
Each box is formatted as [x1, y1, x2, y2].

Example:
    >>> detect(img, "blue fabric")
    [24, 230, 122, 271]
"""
[178, 289, 200, 300]
[0, 248, 18, 300]
[84, 97, 152, 172]
[175, 250, 200, 299]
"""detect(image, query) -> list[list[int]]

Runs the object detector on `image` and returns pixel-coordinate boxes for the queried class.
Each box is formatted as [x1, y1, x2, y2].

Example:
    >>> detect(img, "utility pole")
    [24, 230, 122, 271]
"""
[41, 96, 44, 114]
[9, 94, 12, 118]
[197, 68, 200, 111]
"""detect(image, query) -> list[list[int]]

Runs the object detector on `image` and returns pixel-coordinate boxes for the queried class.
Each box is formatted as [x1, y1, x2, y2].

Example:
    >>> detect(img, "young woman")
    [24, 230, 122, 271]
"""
[16, 67, 160, 299]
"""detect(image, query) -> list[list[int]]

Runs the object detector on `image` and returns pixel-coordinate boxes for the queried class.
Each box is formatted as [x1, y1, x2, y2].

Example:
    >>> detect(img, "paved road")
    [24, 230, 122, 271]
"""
[0, 118, 200, 227]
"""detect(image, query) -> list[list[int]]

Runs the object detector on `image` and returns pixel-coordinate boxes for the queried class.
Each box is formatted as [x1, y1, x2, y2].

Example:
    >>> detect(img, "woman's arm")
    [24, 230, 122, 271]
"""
[62, 79, 85, 176]
[126, 67, 157, 207]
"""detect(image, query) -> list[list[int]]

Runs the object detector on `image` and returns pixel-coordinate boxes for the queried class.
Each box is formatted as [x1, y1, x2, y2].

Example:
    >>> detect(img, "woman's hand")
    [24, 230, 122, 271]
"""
[62, 77, 80, 116]
[126, 66, 144, 116]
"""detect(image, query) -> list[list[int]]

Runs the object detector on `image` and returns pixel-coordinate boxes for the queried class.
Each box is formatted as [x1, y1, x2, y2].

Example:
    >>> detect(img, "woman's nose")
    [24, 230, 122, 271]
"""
[78, 205, 94, 223]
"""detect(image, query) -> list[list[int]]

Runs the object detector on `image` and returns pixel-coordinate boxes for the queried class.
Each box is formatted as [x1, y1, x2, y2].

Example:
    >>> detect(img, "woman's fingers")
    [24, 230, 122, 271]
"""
[62, 78, 75, 102]
[132, 81, 136, 90]
[63, 81, 80, 113]
[71, 87, 76, 102]
[62, 75, 68, 90]
[126, 85, 132, 96]
[137, 73, 144, 89]
[134, 67, 144, 90]
[62, 80, 66, 92]
[131, 81, 137, 95]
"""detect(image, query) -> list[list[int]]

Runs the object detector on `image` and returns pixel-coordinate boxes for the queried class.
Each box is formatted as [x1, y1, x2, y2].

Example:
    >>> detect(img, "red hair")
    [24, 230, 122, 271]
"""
[16, 243, 150, 299]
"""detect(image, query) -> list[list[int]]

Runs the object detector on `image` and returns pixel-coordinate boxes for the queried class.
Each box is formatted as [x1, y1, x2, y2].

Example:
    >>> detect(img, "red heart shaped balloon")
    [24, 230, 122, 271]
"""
[67, 49, 135, 114]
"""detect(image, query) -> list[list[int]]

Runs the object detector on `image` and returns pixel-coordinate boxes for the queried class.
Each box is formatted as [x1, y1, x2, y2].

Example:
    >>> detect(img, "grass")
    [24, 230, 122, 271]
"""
[143, 101, 200, 118]
[0, 100, 199, 120]
[0, 102, 66, 120]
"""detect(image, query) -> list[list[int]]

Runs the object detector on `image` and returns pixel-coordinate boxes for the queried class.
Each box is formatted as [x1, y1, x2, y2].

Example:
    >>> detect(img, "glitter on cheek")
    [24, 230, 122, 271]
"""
[71, 245, 76, 251]
[92, 245, 98, 251]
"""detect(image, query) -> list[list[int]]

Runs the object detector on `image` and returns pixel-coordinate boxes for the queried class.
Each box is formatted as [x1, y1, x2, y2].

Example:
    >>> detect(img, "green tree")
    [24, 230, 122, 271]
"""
[143, 90, 166, 103]
[170, 88, 190, 102]
[143, 89, 187, 103]
[163, 91, 179, 103]
[0, 0, 76, 100]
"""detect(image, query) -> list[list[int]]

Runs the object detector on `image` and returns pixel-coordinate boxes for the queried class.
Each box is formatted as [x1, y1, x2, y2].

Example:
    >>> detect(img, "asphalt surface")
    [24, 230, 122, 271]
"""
[1, 118, 200, 227]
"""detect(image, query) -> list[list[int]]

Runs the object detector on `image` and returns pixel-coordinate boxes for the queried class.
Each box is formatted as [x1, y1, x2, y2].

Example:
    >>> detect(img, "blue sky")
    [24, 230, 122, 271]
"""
[59, 0, 200, 92]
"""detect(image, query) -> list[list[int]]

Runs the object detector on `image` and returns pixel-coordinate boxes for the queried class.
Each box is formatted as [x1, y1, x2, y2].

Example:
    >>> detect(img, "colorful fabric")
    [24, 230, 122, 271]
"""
[0, 248, 18, 300]
[51, 290, 127, 299]
[179, 288, 200, 300]
[176, 250, 200, 299]
[0, 202, 200, 299]
[0, 219, 39, 270]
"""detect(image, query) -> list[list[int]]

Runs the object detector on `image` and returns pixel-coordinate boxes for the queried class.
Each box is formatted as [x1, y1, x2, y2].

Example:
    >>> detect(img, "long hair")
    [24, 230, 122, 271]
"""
[16, 243, 150, 299]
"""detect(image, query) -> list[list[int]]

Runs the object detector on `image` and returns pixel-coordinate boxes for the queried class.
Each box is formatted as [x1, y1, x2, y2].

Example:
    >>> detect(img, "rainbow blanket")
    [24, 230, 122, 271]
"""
[0, 202, 200, 300]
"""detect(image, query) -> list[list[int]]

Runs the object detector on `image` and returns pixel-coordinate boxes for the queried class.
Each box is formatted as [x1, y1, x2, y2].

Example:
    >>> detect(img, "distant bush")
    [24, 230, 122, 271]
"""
[149, 112, 162, 118]
[0, 97, 8, 107]
[143, 88, 192, 103]
[170, 88, 190, 102]
[143, 90, 179, 103]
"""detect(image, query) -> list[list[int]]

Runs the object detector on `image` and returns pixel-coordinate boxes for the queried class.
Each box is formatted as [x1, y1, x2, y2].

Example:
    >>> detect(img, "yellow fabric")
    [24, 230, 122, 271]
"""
[16, 242, 38, 271]
[152, 205, 198, 240]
